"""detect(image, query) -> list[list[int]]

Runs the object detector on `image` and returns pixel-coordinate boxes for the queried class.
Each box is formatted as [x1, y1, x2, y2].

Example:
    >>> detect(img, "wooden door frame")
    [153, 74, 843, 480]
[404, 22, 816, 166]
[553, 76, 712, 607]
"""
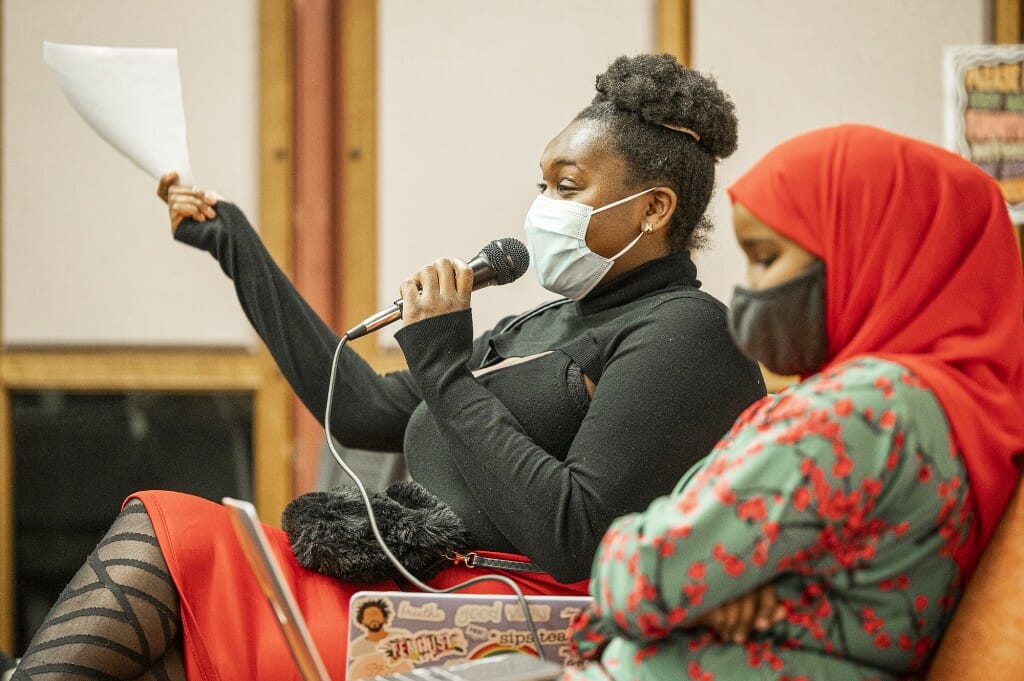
[0, 0, 295, 650]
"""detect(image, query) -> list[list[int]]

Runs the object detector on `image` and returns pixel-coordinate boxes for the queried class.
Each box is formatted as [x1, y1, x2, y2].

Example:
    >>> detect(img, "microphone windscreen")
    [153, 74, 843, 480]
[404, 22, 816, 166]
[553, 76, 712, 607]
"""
[483, 238, 530, 285]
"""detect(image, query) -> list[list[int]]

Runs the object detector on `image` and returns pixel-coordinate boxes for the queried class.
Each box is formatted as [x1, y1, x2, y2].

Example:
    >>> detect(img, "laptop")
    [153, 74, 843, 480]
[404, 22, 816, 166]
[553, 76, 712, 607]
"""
[223, 497, 333, 681]
[346, 591, 592, 681]
[222, 497, 575, 681]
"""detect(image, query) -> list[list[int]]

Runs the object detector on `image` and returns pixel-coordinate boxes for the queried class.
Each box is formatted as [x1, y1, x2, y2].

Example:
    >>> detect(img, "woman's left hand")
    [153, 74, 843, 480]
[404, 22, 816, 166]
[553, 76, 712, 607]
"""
[399, 257, 474, 325]
[693, 583, 785, 643]
[157, 171, 220, 235]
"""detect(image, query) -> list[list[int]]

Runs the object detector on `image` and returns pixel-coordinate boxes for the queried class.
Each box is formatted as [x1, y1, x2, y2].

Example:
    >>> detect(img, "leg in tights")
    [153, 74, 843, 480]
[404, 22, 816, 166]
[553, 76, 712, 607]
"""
[13, 500, 186, 681]
[137, 638, 185, 681]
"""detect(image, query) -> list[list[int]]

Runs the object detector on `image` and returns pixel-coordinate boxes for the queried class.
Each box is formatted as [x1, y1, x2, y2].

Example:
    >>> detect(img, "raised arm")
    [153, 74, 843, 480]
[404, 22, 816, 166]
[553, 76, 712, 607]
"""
[158, 173, 422, 451]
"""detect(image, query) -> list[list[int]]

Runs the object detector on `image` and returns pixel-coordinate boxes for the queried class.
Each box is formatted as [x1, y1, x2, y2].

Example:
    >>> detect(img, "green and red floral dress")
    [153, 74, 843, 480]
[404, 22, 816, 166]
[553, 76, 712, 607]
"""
[566, 358, 972, 681]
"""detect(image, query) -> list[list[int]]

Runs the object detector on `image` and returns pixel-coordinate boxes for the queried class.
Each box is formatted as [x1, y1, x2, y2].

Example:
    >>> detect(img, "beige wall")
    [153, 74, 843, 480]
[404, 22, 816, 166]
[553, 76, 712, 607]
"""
[2, 0, 257, 346]
[376, 0, 656, 346]
[692, 0, 989, 303]
[375, 0, 991, 343]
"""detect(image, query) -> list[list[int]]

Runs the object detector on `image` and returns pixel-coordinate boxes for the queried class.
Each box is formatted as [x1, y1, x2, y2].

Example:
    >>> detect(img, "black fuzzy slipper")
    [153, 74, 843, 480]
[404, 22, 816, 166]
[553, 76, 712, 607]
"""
[281, 480, 471, 583]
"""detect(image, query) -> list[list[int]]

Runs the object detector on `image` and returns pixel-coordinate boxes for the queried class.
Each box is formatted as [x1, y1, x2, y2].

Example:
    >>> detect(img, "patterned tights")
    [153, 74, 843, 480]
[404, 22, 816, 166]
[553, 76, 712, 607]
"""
[12, 501, 186, 680]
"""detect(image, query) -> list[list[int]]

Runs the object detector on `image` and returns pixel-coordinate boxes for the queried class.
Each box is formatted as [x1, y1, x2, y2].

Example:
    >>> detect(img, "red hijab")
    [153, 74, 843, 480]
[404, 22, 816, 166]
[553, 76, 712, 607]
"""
[728, 124, 1024, 570]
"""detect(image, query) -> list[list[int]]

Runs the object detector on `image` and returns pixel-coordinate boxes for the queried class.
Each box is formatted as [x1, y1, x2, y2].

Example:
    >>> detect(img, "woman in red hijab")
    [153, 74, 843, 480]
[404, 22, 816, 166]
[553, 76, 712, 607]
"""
[566, 124, 1024, 680]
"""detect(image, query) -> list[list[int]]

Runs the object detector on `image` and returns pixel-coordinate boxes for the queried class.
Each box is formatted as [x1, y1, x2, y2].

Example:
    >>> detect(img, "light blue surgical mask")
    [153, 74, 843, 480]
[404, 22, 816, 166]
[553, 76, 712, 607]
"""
[523, 187, 655, 300]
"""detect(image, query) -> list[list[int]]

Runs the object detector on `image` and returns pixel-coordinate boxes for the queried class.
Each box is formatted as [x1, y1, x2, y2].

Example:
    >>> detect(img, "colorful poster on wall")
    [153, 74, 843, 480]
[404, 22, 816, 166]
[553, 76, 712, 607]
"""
[944, 44, 1024, 222]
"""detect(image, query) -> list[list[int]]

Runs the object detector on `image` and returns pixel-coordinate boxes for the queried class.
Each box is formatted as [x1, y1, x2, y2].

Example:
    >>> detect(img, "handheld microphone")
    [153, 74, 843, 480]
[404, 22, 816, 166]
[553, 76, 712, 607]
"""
[344, 237, 530, 340]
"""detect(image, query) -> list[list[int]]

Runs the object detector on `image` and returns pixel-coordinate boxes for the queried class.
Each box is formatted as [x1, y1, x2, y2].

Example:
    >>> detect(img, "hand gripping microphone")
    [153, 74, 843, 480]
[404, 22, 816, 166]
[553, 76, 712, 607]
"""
[324, 236, 550, 654]
[344, 237, 530, 340]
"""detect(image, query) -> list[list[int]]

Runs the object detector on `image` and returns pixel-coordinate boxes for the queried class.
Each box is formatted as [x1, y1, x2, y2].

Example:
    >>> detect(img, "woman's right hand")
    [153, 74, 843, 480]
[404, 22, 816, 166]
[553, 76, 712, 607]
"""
[157, 171, 221, 235]
[693, 582, 785, 643]
[399, 257, 475, 326]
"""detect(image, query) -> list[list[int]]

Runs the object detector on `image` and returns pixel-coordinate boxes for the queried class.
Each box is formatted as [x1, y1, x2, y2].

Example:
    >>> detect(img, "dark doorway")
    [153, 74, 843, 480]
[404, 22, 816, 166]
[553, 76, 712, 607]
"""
[12, 390, 253, 651]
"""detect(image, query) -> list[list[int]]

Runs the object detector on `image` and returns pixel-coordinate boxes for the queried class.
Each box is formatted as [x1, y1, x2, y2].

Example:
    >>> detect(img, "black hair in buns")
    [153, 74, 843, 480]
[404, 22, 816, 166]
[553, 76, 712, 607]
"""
[576, 53, 738, 252]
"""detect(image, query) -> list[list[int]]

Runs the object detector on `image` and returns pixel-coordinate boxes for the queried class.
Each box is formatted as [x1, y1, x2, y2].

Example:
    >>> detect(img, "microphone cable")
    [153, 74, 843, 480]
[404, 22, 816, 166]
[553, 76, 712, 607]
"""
[323, 333, 548, 660]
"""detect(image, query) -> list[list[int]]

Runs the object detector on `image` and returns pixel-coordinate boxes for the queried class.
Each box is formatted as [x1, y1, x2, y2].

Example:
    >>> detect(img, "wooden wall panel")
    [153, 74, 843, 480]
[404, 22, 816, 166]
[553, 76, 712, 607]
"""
[256, 0, 295, 520]
[994, 0, 1024, 43]
[337, 1, 379, 347]
[292, 0, 336, 493]
[336, 0, 409, 374]
[657, 0, 691, 66]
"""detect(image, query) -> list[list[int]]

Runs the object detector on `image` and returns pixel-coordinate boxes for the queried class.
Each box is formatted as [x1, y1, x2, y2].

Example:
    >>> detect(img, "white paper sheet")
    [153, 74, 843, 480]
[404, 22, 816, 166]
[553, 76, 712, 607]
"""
[43, 41, 193, 183]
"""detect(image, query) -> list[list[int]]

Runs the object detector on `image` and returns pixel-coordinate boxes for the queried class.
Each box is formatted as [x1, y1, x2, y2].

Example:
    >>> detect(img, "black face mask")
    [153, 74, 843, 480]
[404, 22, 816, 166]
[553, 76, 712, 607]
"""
[728, 260, 828, 376]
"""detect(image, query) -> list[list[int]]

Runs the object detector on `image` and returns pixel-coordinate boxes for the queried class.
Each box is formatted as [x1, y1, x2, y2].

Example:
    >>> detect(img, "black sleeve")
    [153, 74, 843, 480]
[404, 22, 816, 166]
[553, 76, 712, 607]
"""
[174, 203, 422, 451]
[396, 298, 765, 583]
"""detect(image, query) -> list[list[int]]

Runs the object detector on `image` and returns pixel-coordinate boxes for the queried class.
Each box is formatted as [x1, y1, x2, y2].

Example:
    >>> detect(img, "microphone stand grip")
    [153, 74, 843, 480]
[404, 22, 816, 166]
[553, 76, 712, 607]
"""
[345, 299, 403, 340]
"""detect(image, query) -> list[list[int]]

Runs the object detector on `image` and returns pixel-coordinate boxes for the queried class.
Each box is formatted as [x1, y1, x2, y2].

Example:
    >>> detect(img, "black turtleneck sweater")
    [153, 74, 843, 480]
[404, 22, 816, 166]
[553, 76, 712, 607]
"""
[176, 203, 765, 583]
